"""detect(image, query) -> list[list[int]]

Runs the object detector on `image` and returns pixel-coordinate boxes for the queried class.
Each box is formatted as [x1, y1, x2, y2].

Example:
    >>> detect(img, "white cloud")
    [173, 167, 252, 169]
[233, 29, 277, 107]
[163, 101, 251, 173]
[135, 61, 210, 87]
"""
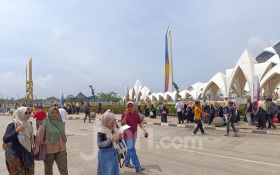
[0, 72, 64, 99]
[47, 25, 71, 41]
[1, 1, 280, 98]
[34, 74, 67, 99]
[36, 75, 56, 89]
[0, 72, 25, 98]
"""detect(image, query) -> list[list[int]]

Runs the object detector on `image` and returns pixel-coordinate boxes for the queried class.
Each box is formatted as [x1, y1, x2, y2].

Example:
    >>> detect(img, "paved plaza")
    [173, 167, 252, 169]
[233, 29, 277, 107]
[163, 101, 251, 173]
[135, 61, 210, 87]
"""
[1, 114, 280, 175]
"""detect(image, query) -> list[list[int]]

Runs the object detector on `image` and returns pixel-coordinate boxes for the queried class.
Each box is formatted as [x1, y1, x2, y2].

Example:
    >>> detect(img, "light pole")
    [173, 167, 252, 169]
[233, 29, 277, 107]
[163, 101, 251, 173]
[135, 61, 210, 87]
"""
[89, 85, 95, 104]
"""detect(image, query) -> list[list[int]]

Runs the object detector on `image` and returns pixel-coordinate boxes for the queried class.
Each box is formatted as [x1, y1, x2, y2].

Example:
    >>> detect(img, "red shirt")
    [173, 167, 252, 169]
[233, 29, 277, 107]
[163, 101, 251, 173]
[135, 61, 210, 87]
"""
[121, 112, 142, 139]
[34, 109, 47, 121]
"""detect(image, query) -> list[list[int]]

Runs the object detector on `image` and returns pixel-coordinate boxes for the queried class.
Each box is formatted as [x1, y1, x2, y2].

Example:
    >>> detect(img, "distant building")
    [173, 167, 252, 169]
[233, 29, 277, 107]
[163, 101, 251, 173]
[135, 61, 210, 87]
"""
[126, 41, 280, 101]
[256, 42, 280, 64]
[76, 92, 87, 100]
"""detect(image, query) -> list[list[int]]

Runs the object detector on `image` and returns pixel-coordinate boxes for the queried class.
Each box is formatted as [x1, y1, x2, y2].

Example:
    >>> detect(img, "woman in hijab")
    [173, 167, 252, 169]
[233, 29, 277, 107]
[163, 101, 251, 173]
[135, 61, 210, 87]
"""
[37, 107, 68, 175]
[97, 110, 121, 175]
[3, 107, 35, 175]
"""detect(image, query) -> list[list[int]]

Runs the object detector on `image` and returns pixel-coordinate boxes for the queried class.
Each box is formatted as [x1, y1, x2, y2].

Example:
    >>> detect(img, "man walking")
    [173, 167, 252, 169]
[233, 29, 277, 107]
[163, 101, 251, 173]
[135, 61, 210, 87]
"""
[84, 103, 91, 123]
[224, 101, 238, 137]
[175, 98, 184, 124]
[121, 101, 148, 173]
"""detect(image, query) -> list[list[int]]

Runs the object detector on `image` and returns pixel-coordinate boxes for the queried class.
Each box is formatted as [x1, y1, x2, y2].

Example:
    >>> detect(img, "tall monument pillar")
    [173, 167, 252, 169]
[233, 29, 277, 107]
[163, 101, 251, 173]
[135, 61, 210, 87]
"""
[164, 25, 174, 92]
[26, 58, 34, 101]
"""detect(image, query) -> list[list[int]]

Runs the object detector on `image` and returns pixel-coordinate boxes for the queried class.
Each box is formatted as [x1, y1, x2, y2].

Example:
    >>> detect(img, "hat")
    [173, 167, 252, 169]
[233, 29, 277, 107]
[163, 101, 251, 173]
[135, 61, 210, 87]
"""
[126, 101, 134, 106]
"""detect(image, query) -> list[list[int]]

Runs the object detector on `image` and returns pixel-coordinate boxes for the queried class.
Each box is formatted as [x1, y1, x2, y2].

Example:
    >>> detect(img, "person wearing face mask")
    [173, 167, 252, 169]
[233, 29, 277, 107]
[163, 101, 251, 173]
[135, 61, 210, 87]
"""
[37, 107, 68, 175]
[3, 107, 35, 175]
[97, 110, 121, 175]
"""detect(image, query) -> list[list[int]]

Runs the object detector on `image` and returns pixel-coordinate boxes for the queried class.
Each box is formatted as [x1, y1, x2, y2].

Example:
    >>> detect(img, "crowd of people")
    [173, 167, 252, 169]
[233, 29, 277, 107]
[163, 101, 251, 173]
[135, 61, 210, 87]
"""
[2, 101, 149, 175]
[2, 96, 280, 174]
[64, 101, 82, 115]
[0, 104, 12, 113]
[3, 106, 68, 175]
[136, 96, 280, 131]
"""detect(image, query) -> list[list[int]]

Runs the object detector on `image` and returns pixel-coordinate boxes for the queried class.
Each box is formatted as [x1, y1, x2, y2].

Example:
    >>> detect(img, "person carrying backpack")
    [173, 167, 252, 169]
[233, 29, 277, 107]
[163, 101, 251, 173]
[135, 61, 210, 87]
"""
[265, 98, 277, 129]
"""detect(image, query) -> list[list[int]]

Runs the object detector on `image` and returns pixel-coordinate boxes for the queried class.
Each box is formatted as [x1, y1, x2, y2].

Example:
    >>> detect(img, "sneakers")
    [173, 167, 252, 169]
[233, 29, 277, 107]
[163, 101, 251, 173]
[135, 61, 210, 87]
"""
[224, 133, 229, 136]
[136, 167, 145, 173]
[125, 164, 134, 169]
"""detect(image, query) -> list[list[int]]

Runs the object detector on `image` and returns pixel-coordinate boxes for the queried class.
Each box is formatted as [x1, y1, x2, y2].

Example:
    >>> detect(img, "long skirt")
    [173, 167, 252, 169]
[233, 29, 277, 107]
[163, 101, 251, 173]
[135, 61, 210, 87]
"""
[6, 148, 34, 175]
[161, 115, 167, 123]
[98, 148, 120, 175]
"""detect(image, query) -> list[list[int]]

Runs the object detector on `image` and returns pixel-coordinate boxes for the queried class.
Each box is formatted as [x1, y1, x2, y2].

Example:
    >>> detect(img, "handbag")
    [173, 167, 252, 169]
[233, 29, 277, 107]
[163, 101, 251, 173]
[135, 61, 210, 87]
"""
[272, 114, 279, 124]
[35, 128, 47, 161]
[114, 123, 127, 168]
[2, 143, 8, 151]
[115, 138, 127, 168]
[35, 144, 47, 160]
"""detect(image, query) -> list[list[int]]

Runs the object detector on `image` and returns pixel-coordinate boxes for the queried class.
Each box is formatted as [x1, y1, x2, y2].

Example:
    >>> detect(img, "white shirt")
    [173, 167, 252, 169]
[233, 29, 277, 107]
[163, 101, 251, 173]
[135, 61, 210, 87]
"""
[175, 101, 184, 112]
[59, 108, 68, 123]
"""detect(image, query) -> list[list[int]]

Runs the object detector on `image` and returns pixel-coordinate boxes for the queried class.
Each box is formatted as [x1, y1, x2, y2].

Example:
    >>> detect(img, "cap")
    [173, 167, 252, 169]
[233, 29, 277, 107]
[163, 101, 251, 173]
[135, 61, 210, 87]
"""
[126, 101, 134, 106]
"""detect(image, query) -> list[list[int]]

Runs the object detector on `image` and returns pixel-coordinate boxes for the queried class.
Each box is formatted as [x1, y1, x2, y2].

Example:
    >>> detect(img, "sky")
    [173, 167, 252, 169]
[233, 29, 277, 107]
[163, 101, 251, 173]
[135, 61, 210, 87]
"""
[0, 0, 280, 99]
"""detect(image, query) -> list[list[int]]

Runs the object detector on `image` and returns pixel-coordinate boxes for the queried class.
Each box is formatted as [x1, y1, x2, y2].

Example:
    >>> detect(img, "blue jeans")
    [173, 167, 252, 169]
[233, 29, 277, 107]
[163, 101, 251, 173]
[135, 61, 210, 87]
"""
[193, 120, 204, 134]
[124, 138, 141, 170]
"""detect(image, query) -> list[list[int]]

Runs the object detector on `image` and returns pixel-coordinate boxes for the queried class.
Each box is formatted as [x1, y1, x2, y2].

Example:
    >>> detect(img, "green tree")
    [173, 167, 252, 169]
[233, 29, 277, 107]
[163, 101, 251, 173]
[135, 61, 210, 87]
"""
[173, 82, 181, 100]
[97, 91, 122, 102]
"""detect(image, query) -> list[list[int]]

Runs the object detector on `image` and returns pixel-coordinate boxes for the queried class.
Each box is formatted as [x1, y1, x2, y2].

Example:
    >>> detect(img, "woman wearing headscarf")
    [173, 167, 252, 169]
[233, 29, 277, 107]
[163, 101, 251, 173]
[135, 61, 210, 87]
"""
[97, 110, 121, 175]
[254, 101, 267, 130]
[160, 103, 168, 123]
[3, 107, 35, 175]
[37, 107, 68, 175]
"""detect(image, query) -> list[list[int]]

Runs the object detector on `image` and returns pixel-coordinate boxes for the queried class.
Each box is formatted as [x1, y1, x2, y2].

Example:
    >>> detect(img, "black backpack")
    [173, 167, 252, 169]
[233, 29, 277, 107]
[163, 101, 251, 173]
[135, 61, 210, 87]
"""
[268, 102, 279, 115]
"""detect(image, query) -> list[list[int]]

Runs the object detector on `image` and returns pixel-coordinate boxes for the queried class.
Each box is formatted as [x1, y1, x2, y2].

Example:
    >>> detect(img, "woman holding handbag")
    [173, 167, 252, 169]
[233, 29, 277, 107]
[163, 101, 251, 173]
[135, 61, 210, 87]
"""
[37, 107, 68, 175]
[3, 107, 35, 175]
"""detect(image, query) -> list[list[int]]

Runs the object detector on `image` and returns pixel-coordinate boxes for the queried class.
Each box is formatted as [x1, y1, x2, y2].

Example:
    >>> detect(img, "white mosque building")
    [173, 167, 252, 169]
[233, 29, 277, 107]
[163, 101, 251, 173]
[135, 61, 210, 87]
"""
[125, 42, 280, 102]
